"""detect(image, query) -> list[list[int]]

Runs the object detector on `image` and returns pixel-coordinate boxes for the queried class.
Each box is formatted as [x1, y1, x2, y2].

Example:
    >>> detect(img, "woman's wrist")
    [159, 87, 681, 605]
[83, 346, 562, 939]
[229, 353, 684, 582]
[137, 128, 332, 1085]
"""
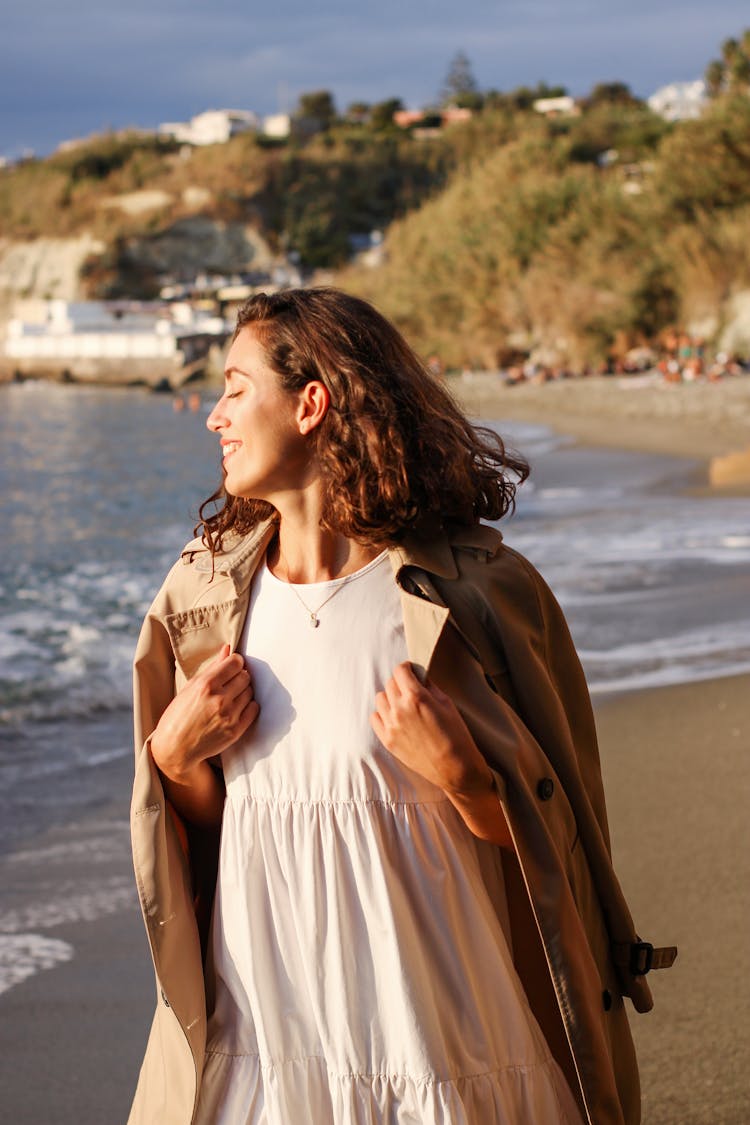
[444, 770, 512, 848]
[149, 729, 198, 786]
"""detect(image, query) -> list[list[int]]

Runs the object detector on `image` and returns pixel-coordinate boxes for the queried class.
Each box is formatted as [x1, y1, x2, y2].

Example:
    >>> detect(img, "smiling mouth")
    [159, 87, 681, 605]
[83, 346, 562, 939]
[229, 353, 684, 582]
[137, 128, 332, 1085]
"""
[222, 441, 241, 459]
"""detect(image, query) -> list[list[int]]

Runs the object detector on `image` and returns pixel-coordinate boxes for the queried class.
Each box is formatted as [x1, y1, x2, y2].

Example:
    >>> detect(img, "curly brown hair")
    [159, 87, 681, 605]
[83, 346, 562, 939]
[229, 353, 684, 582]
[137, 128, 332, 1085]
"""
[197, 287, 528, 553]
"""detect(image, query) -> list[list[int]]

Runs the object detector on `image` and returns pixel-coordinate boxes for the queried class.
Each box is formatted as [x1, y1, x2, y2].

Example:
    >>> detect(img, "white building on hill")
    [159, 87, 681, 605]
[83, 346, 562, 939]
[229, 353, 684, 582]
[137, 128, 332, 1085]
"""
[533, 96, 578, 117]
[648, 80, 707, 122]
[262, 114, 292, 138]
[159, 110, 259, 146]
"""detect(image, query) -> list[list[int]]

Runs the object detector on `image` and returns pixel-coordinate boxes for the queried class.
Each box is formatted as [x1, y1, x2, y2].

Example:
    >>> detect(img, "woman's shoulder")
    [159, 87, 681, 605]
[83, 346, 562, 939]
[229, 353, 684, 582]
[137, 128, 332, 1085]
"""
[436, 522, 575, 657]
[148, 524, 265, 616]
[445, 523, 552, 602]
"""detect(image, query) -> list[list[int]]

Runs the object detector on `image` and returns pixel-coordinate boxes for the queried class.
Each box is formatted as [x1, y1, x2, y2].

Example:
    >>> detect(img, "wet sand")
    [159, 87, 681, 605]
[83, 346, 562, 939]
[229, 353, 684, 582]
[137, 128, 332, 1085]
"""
[453, 373, 750, 493]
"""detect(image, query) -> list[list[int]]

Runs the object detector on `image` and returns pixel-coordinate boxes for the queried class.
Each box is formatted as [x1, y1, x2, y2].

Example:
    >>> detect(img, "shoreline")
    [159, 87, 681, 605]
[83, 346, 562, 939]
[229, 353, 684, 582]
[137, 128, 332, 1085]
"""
[452, 372, 750, 495]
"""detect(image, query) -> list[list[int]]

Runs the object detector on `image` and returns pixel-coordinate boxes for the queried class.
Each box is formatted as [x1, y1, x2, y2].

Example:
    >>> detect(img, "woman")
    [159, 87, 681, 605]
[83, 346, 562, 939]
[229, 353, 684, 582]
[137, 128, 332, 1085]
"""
[129, 288, 666, 1125]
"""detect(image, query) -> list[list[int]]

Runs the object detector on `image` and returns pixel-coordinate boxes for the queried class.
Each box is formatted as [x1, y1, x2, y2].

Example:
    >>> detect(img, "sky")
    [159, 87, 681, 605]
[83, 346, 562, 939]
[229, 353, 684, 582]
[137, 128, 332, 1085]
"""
[2, 0, 749, 158]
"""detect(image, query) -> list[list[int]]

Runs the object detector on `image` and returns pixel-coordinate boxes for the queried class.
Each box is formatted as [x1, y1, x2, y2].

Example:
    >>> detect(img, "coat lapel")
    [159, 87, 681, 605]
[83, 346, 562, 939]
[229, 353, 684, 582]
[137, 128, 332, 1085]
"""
[389, 532, 456, 681]
[164, 520, 277, 681]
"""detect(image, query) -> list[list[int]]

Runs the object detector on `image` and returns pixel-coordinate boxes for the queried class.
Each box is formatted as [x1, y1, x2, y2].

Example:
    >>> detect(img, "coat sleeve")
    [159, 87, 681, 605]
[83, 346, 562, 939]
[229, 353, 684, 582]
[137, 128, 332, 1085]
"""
[484, 545, 612, 852]
[437, 541, 658, 1005]
[132, 564, 180, 765]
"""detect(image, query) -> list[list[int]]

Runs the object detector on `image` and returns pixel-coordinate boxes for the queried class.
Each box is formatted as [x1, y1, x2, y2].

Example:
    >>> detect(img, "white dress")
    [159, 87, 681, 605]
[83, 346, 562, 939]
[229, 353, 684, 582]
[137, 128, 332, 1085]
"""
[195, 553, 583, 1125]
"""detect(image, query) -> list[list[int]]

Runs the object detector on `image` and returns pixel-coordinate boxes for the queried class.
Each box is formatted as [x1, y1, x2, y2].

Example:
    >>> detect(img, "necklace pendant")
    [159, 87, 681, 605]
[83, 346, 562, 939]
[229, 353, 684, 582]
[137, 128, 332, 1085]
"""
[310, 613, 320, 628]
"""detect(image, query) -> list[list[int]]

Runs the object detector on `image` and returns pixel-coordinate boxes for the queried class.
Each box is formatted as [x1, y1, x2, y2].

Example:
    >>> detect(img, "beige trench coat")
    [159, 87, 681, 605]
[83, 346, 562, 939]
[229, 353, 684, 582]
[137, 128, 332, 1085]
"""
[129, 518, 667, 1125]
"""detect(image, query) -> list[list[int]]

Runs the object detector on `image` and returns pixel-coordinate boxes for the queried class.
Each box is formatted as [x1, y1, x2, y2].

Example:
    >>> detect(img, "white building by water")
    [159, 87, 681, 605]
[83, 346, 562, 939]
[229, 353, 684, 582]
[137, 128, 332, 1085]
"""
[4, 300, 229, 384]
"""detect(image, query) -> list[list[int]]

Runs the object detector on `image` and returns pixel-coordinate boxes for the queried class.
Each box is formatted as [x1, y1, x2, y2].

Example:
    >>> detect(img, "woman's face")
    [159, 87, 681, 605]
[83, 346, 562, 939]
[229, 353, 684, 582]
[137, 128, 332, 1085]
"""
[206, 327, 310, 501]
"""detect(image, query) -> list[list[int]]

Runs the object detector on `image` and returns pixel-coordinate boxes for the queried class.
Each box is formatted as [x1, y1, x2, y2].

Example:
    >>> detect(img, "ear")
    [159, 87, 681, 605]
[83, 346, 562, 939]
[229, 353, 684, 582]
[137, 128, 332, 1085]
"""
[297, 380, 330, 435]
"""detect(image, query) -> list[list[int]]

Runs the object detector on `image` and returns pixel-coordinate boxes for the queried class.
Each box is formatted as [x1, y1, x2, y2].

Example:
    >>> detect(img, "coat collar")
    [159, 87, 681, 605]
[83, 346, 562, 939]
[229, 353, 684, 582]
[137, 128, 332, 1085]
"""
[173, 519, 502, 682]
[394, 521, 503, 580]
[182, 518, 502, 589]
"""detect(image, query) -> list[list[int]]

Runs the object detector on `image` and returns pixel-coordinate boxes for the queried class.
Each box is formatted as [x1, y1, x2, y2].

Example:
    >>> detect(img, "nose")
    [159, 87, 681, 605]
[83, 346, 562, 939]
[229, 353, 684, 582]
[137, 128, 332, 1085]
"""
[206, 395, 226, 433]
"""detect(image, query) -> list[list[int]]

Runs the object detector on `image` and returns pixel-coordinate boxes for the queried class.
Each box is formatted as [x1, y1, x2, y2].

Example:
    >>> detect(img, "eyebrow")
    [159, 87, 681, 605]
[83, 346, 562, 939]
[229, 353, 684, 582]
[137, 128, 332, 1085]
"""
[223, 366, 253, 382]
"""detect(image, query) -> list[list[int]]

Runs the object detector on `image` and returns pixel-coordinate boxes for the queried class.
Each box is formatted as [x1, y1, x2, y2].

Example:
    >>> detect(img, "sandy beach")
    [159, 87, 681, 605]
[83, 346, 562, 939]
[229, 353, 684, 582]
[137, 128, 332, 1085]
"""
[597, 674, 750, 1125]
[1, 379, 748, 1123]
[453, 372, 750, 491]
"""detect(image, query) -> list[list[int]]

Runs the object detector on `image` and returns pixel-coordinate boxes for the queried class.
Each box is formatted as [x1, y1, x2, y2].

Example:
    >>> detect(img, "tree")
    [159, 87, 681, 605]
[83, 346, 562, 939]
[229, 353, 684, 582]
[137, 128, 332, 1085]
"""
[486, 82, 567, 113]
[585, 82, 640, 108]
[370, 98, 403, 131]
[704, 27, 750, 97]
[440, 51, 482, 108]
[705, 59, 726, 98]
[295, 90, 337, 130]
[345, 101, 371, 124]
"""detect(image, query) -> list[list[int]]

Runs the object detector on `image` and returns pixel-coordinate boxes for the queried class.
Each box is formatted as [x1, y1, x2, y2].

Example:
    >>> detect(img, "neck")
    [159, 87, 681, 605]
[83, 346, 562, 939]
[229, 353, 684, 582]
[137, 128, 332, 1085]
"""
[267, 491, 383, 583]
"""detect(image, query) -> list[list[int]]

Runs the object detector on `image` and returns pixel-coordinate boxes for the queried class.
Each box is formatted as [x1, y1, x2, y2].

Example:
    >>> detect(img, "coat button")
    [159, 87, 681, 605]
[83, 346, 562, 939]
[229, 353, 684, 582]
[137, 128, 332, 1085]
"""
[161, 988, 170, 1008]
[602, 989, 613, 1011]
[537, 777, 554, 800]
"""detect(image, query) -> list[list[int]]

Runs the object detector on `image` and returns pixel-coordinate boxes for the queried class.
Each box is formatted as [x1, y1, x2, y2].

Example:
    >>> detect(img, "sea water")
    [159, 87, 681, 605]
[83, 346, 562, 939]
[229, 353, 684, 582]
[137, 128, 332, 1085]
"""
[1, 381, 749, 991]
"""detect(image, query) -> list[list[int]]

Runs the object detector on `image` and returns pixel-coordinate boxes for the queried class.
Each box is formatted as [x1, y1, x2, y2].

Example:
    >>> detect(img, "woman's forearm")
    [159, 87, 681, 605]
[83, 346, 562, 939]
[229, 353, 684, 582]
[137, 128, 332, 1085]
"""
[444, 774, 513, 848]
[150, 740, 226, 828]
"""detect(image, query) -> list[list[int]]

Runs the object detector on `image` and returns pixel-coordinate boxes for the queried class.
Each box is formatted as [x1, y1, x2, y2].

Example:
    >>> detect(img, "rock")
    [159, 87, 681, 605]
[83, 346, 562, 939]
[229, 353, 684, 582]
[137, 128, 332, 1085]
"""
[718, 290, 750, 356]
[123, 216, 274, 278]
[709, 447, 750, 487]
[0, 235, 104, 301]
[98, 190, 172, 215]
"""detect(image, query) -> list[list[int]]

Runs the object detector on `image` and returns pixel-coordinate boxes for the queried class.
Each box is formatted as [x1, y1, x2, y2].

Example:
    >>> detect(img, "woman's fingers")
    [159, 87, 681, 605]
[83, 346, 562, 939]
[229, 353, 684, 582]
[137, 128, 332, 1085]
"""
[370, 709, 386, 742]
[225, 666, 252, 701]
[214, 648, 247, 686]
[391, 661, 420, 695]
[236, 695, 260, 733]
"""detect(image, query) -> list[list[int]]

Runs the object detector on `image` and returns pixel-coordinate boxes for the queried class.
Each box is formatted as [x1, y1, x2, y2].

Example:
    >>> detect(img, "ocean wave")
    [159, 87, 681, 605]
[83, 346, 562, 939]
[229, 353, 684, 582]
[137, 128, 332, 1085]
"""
[580, 619, 750, 694]
[0, 933, 74, 996]
[0, 552, 169, 724]
[0, 876, 136, 934]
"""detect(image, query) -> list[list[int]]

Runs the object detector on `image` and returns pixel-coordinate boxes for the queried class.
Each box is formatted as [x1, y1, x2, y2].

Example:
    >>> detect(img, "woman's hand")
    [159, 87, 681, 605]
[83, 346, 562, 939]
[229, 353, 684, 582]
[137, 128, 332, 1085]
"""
[371, 662, 511, 847]
[151, 644, 259, 785]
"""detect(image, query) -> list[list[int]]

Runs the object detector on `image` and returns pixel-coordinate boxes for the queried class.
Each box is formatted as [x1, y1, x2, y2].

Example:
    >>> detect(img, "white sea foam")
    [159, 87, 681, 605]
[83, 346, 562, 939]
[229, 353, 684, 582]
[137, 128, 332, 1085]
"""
[6, 834, 128, 866]
[588, 658, 750, 695]
[0, 876, 136, 933]
[581, 619, 750, 693]
[0, 933, 74, 995]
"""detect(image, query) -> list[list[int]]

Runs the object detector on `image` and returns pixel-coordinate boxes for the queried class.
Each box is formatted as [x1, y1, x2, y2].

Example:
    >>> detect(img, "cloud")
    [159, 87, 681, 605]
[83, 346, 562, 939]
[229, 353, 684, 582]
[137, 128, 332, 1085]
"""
[1, 0, 748, 154]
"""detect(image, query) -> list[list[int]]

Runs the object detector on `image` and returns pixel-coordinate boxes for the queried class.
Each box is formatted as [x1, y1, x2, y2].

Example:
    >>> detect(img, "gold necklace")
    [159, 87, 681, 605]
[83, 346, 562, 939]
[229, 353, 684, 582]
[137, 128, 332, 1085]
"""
[280, 551, 386, 628]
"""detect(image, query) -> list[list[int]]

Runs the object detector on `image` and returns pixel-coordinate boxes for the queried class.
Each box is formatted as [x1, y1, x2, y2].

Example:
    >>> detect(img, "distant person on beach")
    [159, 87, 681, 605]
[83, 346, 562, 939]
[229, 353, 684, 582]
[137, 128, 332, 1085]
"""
[129, 288, 671, 1124]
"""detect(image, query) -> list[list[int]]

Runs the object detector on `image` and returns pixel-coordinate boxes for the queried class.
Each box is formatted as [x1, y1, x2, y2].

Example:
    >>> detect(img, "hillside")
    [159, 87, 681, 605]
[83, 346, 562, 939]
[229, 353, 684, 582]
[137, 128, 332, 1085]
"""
[0, 121, 485, 298]
[2, 80, 750, 367]
[344, 95, 750, 367]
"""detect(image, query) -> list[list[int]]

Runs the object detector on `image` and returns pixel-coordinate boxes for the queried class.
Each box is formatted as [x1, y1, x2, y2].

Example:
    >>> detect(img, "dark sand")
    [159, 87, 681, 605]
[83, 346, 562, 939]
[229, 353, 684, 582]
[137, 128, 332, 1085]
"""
[0, 775, 154, 1125]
